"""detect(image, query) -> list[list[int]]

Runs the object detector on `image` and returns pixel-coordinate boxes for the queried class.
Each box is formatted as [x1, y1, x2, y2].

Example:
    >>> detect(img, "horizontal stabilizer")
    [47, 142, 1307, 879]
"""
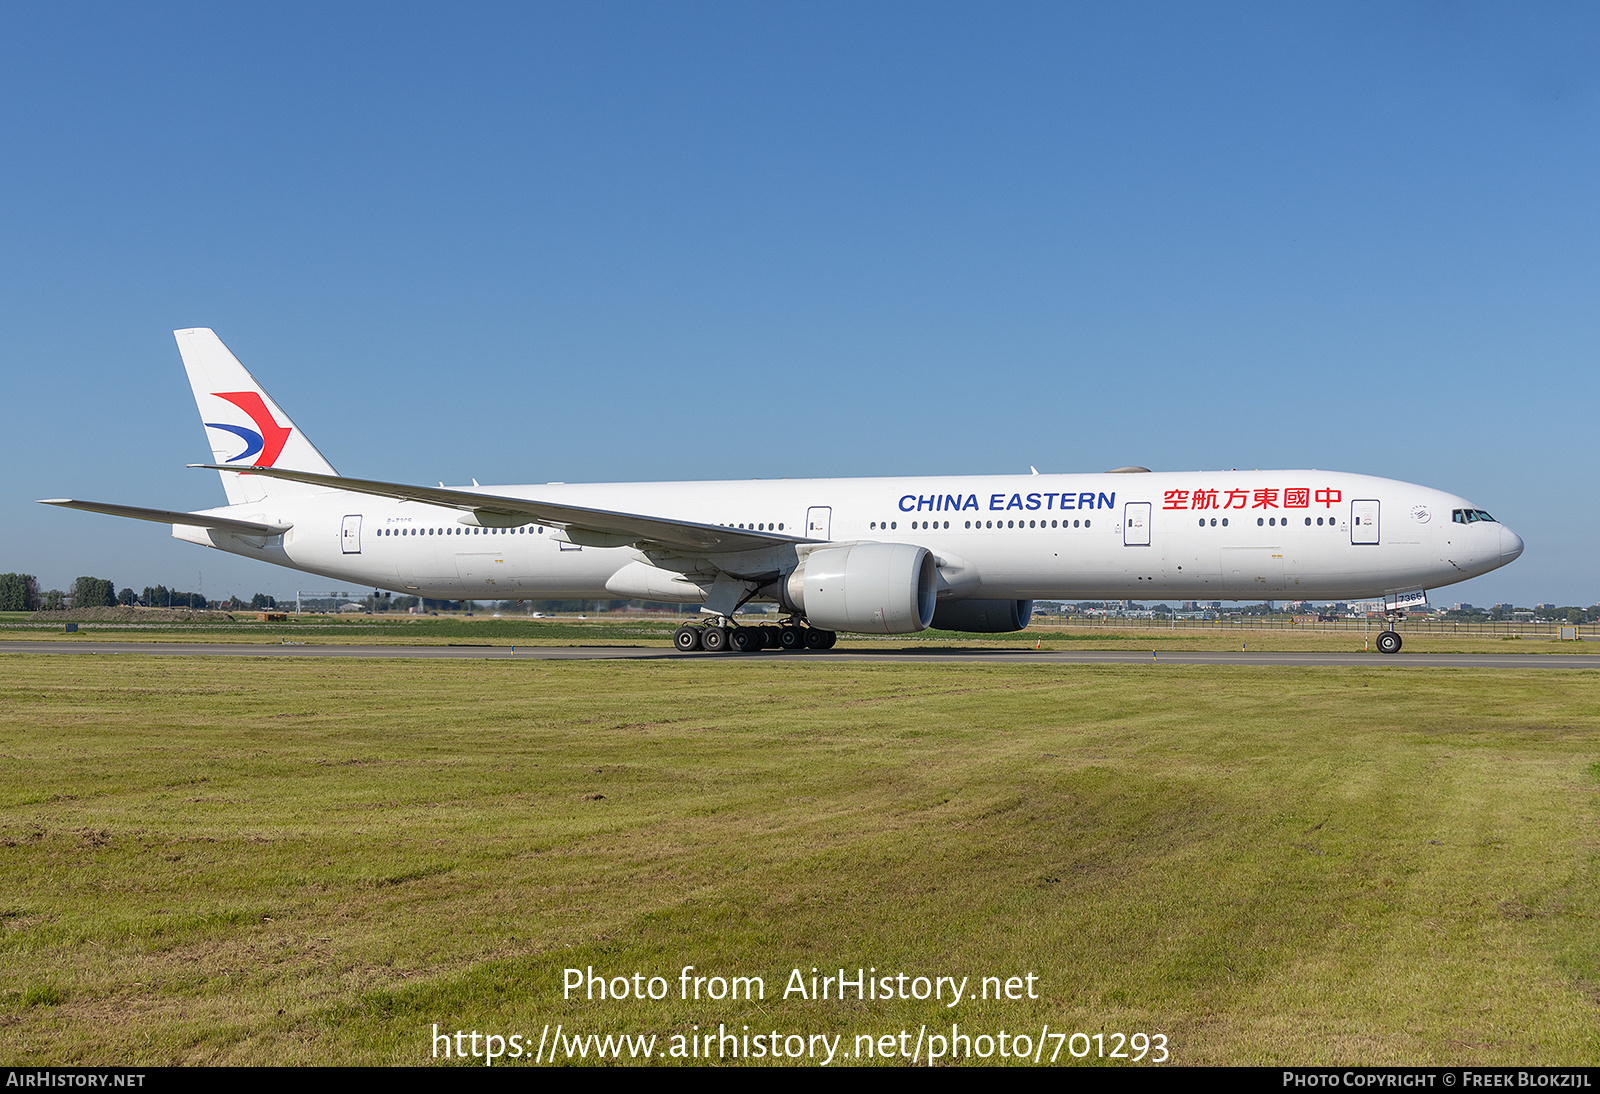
[39, 499, 292, 537]
[190, 464, 807, 553]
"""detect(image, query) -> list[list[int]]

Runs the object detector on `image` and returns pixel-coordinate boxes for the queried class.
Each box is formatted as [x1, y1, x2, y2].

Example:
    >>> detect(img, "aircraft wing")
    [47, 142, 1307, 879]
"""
[190, 465, 806, 553]
[39, 499, 293, 536]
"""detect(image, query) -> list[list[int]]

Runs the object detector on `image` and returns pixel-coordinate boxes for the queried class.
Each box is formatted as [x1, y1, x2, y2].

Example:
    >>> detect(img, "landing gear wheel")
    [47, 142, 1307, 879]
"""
[701, 626, 730, 653]
[729, 628, 763, 653]
[673, 625, 703, 652]
[1376, 630, 1402, 655]
[803, 627, 835, 650]
[778, 626, 806, 651]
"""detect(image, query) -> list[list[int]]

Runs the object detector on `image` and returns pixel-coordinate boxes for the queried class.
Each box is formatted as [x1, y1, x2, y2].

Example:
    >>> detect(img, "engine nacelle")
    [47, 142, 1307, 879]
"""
[931, 598, 1034, 633]
[783, 543, 937, 634]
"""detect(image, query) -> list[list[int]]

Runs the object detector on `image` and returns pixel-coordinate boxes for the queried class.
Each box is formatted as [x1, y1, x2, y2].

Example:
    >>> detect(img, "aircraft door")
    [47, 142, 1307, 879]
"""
[1351, 500, 1380, 545]
[341, 514, 362, 554]
[806, 506, 832, 540]
[1123, 502, 1151, 546]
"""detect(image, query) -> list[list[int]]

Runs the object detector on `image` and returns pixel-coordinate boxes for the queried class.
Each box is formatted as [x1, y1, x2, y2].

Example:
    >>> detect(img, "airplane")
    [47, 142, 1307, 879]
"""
[41, 328, 1524, 655]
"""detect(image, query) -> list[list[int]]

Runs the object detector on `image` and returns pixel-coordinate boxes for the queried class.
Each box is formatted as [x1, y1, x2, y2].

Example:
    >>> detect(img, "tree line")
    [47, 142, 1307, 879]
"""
[0, 573, 283, 612]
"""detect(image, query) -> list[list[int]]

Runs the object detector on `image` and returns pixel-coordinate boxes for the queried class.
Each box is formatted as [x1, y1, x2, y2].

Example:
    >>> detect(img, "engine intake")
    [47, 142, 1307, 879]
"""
[783, 543, 937, 634]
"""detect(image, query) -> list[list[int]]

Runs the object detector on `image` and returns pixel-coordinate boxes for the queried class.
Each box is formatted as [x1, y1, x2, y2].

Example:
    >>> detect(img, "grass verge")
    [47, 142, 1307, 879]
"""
[1, 655, 1596, 1065]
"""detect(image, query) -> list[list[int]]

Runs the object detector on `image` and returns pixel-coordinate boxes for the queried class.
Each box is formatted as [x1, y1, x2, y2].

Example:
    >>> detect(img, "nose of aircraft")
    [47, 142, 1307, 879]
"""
[1500, 525, 1525, 564]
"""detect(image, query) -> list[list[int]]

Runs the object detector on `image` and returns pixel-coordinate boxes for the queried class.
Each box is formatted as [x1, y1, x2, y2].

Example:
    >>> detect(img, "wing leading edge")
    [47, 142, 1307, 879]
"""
[189, 464, 809, 554]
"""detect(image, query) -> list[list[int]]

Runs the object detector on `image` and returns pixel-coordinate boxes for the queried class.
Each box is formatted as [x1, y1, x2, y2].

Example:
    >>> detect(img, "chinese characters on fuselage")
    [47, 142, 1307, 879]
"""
[1160, 487, 1342, 511]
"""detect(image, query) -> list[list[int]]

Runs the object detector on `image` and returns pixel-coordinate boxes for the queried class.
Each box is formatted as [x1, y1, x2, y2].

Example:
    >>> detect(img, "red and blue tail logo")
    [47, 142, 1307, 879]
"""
[205, 391, 292, 467]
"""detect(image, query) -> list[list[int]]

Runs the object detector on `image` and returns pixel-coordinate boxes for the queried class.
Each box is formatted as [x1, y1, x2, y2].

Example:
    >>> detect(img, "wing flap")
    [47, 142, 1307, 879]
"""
[40, 499, 292, 537]
[189, 465, 807, 553]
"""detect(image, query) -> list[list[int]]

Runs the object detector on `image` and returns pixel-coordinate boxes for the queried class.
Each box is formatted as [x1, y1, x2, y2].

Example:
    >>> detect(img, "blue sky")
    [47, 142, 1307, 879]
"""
[3, 3, 1595, 606]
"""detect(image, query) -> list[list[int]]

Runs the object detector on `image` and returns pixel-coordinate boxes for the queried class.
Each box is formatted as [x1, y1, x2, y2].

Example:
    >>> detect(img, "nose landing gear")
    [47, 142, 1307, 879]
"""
[1374, 609, 1404, 654]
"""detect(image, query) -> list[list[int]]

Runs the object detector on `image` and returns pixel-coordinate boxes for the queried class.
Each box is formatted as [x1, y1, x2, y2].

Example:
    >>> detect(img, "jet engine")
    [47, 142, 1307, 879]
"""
[781, 543, 937, 634]
[930, 598, 1034, 633]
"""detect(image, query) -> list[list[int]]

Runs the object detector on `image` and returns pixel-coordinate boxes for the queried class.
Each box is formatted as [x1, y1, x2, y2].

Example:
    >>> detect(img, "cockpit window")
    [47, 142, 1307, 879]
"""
[1452, 509, 1497, 524]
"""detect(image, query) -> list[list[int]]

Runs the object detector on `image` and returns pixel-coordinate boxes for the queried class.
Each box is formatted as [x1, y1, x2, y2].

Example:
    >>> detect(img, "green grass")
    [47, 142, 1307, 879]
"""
[1, 655, 1597, 1065]
[2, 612, 1591, 653]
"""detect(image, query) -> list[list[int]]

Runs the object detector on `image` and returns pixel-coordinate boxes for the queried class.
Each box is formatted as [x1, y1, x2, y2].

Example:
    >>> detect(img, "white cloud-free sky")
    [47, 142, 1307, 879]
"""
[4, 3, 1595, 605]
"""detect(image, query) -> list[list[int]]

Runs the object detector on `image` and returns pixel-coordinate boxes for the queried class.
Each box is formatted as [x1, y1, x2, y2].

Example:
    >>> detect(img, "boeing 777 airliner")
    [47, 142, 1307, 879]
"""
[41, 329, 1523, 654]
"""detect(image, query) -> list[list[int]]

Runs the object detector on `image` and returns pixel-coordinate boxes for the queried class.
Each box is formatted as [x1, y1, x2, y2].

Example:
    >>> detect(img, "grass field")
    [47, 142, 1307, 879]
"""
[2, 654, 1597, 1066]
[1, 611, 1593, 654]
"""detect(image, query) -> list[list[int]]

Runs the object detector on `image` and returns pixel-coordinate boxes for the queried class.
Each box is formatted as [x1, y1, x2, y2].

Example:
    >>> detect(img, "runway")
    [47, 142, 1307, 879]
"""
[4, 641, 1600, 668]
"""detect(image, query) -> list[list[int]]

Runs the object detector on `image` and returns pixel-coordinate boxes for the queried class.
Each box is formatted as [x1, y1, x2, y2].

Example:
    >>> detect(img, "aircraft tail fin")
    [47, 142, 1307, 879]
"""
[175, 328, 339, 505]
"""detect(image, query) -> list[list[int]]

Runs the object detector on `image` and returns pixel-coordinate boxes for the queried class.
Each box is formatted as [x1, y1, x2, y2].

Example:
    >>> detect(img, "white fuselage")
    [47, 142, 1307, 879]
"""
[177, 469, 1523, 604]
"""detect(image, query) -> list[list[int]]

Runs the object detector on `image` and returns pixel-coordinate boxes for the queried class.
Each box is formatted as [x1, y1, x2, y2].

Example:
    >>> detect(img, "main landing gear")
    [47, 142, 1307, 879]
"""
[672, 618, 838, 653]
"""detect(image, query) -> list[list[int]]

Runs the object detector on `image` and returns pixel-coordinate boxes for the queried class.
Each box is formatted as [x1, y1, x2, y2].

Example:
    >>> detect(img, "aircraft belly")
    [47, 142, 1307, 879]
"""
[979, 537, 1116, 598]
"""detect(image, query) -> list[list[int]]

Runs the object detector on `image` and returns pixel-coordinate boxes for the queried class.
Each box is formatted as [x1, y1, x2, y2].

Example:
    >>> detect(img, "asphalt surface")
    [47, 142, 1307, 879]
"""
[4, 641, 1600, 668]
